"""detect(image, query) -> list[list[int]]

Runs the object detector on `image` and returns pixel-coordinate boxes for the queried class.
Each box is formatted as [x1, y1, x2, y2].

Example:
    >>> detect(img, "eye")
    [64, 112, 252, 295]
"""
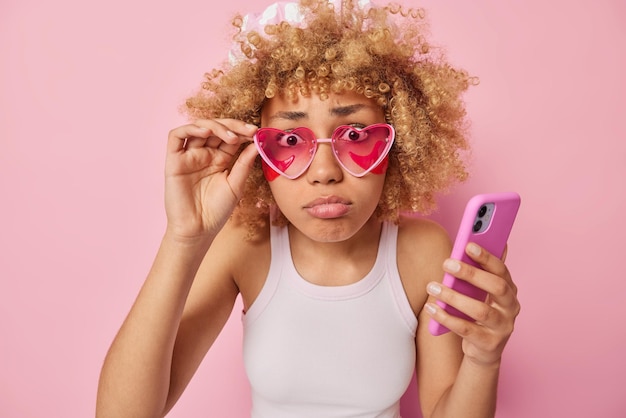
[337, 126, 368, 142]
[276, 131, 306, 147]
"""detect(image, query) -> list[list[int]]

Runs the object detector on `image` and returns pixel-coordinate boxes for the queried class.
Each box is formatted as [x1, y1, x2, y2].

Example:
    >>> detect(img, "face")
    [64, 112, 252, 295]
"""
[260, 91, 389, 243]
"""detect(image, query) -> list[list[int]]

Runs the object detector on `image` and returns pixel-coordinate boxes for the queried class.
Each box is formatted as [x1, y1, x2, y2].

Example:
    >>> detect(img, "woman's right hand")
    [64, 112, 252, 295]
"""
[164, 119, 258, 241]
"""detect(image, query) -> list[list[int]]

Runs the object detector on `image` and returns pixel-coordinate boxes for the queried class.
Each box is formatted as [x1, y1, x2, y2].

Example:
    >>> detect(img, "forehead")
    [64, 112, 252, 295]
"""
[261, 91, 384, 123]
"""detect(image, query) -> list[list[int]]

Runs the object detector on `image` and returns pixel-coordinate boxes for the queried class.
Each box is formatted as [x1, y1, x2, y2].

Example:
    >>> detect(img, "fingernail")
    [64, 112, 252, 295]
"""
[467, 243, 481, 257]
[424, 303, 437, 315]
[245, 123, 258, 130]
[226, 130, 237, 138]
[427, 282, 442, 296]
[443, 259, 460, 273]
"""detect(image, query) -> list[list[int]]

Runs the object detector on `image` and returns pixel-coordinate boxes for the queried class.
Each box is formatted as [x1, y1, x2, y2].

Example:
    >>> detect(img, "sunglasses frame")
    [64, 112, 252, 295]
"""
[253, 123, 395, 179]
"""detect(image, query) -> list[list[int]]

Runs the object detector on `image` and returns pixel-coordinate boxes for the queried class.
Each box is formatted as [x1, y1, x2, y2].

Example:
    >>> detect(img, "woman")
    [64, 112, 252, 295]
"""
[96, 1, 520, 416]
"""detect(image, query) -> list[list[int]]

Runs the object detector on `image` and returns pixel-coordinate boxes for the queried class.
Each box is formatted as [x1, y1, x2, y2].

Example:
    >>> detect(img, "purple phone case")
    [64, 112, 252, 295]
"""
[428, 192, 521, 336]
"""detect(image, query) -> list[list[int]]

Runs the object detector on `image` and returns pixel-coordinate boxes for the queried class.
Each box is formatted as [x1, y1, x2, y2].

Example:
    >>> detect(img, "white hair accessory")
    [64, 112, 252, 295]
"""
[228, 0, 377, 65]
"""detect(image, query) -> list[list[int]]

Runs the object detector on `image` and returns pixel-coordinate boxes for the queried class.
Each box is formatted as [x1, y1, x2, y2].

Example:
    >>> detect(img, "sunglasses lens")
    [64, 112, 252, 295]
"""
[255, 128, 316, 179]
[255, 124, 394, 179]
[332, 124, 394, 176]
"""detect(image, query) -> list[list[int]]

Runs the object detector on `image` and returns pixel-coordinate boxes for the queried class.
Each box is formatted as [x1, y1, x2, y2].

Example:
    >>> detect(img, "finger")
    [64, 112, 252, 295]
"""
[465, 243, 518, 295]
[424, 299, 485, 339]
[213, 118, 259, 137]
[226, 142, 259, 198]
[167, 124, 210, 153]
[426, 281, 503, 330]
[184, 135, 208, 149]
[465, 243, 508, 278]
[206, 130, 241, 154]
[443, 258, 518, 307]
[425, 300, 512, 365]
[195, 119, 258, 148]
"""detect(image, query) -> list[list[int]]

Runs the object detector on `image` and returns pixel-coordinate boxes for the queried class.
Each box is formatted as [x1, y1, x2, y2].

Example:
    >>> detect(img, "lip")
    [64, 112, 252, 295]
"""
[303, 196, 352, 219]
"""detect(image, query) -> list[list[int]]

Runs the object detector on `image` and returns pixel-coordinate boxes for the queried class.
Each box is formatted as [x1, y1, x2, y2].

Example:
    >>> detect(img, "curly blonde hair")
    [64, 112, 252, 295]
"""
[184, 0, 474, 234]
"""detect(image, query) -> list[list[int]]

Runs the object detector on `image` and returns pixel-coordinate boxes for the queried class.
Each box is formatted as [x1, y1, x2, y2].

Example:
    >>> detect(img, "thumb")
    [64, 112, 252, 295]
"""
[226, 142, 259, 198]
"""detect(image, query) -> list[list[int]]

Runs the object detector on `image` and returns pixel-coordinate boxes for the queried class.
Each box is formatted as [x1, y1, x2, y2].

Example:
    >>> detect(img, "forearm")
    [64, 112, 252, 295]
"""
[96, 233, 212, 418]
[431, 357, 500, 418]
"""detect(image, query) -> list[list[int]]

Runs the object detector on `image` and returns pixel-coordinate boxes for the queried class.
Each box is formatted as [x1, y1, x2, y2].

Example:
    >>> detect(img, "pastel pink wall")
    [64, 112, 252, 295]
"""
[1, 0, 624, 417]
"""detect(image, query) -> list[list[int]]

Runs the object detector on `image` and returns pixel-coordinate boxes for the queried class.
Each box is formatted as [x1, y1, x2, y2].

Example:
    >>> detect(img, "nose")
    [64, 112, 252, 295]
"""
[306, 141, 343, 184]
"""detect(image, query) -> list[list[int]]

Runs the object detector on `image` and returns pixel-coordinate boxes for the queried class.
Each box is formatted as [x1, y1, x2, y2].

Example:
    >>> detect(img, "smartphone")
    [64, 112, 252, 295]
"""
[428, 192, 521, 336]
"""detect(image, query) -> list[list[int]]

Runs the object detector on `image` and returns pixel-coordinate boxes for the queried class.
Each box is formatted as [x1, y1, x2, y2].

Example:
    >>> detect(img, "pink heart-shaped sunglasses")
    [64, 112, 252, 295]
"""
[253, 123, 395, 179]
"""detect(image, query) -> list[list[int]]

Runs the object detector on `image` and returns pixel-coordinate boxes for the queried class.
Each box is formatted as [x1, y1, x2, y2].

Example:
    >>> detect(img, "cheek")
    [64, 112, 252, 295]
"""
[369, 156, 389, 175]
[264, 156, 389, 180]
[268, 178, 299, 219]
[262, 160, 281, 182]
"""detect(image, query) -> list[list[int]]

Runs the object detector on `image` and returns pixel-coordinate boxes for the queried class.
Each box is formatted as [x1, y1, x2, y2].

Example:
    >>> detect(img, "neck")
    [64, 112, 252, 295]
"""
[287, 217, 383, 286]
[289, 216, 382, 253]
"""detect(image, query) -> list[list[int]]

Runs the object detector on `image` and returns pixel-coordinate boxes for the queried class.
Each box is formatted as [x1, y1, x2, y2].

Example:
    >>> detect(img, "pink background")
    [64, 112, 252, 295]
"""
[1, 0, 625, 417]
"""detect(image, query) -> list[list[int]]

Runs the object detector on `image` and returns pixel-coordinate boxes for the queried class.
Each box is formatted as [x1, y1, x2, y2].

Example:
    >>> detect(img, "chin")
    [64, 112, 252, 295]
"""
[290, 216, 371, 244]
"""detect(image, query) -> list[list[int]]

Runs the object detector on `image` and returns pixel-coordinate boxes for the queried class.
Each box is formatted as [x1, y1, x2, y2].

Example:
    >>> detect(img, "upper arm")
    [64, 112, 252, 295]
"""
[397, 218, 463, 417]
[164, 220, 242, 412]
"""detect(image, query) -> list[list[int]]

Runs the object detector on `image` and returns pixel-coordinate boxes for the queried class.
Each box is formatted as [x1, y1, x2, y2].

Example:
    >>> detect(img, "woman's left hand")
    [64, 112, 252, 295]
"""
[426, 243, 521, 366]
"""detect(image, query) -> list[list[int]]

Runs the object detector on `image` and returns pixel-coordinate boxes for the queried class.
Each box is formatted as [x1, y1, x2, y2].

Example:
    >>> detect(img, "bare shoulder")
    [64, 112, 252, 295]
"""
[396, 216, 452, 315]
[397, 216, 451, 249]
[397, 216, 452, 263]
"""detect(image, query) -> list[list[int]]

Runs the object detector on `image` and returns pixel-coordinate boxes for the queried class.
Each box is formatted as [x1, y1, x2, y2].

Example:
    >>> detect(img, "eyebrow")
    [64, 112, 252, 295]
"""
[268, 103, 371, 121]
[330, 103, 368, 116]
[268, 110, 307, 121]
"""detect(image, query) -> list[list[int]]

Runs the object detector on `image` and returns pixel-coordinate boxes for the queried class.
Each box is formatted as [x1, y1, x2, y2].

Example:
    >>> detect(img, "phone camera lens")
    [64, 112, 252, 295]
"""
[478, 205, 487, 218]
[473, 220, 483, 232]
